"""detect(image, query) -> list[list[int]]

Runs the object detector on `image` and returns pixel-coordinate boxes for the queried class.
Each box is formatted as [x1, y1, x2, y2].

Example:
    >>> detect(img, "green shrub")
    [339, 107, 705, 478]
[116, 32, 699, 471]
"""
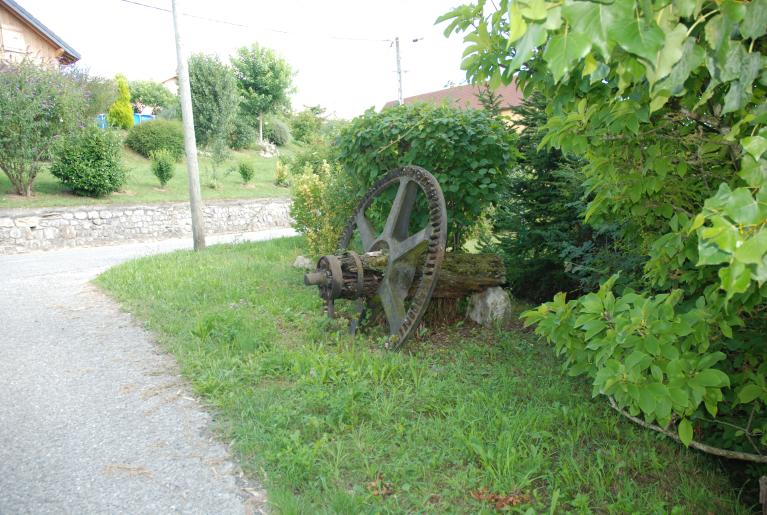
[291, 106, 324, 143]
[338, 103, 518, 247]
[125, 120, 184, 160]
[0, 60, 85, 196]
[50, 126, 125, 197]
[265, 118, 291, 146]
[150, 149, 175, 187]
[480, 94, 644, 303]
[237, 160, 255, 184]
[290, 159, 357, 255]
[228, 116, 256, 150]
[189, 53, 239, 148]
[106, 74, 133, 130]
[445, 0, 767, 460]
[274, 160, 289, 187]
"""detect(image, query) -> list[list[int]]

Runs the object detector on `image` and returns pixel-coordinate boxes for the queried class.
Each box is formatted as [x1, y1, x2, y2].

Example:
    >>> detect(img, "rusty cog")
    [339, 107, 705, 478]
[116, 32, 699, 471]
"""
[339, 166, 447, 349]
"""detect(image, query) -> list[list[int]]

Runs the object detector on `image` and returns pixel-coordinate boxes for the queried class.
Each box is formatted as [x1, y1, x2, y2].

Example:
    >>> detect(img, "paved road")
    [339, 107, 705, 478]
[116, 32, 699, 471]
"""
[0, 229, 295, 514]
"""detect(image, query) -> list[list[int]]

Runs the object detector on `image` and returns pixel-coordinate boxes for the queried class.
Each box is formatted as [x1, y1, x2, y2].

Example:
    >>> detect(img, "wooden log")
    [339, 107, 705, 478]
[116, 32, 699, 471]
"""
[335, 251, 505, 299]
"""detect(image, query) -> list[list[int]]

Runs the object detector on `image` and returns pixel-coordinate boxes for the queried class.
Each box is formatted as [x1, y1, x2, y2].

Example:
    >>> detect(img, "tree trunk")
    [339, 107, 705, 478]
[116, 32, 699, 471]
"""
[259, 113, 264, 144]
[330, 251, 505, 299]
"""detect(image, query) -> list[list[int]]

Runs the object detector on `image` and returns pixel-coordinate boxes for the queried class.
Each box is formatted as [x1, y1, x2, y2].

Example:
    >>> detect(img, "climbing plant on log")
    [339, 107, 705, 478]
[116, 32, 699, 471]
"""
[440, 0, 767, 460]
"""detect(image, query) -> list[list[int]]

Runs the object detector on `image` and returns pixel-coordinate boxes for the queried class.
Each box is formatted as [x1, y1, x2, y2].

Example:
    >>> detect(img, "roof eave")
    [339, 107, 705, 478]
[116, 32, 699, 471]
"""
[1, 0, 80, 62]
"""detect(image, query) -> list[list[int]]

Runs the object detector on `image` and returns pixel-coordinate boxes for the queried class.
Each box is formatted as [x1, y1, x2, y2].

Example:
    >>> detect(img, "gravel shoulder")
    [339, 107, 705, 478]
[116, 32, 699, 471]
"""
[0, 229, 295, 514]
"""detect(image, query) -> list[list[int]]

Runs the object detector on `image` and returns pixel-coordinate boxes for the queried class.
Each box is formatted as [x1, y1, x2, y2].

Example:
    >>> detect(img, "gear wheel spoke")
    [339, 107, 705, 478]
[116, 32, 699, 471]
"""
[339, 166, 447, 349]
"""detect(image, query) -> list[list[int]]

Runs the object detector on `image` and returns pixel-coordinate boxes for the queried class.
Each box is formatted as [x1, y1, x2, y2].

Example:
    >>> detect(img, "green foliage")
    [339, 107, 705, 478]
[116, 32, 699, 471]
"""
[0, 60, 85, 196]
[50, 126, 125, 197]
[290, 157, 357, 256]
[189, 53, 240, 148]
[96, 236, 748, 512]
[265, 117, 291, 146]
[65, 67, 117, 118]
[150, 148, 175, 187]
[106, 74, 133, 129]
[337, 103, 518, 247]
[231, 44, 293, 121]
[129, 80, 176, 113]
[125, 120, 184, 161]
[291, 105, 325, 143]
[237, 160, 255, 184]
[228, 116, 257, 150]
[203, 138, 230, 190]
[274, 160, 289, 187]
[482, 94, 643, 303]
[442, 0, 767, 458]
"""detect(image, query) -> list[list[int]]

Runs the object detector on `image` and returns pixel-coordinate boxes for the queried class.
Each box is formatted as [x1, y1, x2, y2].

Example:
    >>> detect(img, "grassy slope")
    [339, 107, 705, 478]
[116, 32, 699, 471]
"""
[0, 143, 298, 209]
[96, 237, 748, 514]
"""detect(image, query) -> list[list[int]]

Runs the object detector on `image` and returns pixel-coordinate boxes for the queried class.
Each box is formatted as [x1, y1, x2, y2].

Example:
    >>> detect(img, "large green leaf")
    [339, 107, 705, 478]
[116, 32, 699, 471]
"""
[543, 31, 592, 81]
[646, 24, 687, 86]
[734, 230, 767, 265]
[608, 15, 665, 64]
[654, 37, 705, 96]
[741, 0, 767, 39]
[509, 22, 548, 71]
[562, 0, 628, 59]
[739, 384, 766, 404]
[678, 418, 693, 446]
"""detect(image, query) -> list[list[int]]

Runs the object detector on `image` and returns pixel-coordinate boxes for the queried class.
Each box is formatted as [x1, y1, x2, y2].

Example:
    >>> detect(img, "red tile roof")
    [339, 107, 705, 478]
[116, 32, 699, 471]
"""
[383, 83, 523, 110]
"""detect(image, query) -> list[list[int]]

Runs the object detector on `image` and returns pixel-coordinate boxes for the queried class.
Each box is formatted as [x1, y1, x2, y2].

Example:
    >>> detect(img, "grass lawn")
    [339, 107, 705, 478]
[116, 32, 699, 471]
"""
[97, 237, 750, 513]
[0, 143, 297, 209]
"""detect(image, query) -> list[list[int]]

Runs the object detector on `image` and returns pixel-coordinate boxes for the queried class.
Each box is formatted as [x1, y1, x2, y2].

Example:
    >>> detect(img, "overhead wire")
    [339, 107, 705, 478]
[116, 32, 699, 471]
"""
[117, 0, 397, 43]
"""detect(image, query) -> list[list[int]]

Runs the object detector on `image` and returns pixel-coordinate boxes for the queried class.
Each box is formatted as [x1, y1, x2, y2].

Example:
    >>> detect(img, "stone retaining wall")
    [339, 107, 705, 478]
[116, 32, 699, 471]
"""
[0, 198, 292, 254]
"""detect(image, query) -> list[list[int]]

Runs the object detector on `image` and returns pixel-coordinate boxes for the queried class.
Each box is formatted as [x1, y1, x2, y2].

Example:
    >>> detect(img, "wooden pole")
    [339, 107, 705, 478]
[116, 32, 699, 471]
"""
[171, 0, 206, 250]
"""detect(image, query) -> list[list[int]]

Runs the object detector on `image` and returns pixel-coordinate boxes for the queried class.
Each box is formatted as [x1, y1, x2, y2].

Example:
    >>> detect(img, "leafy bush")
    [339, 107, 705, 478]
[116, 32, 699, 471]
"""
[481, 94, 643, 303]
[65, 68, 117, 118]
[0, 60, 85, 196]
[50, 126, 125, 197]
[189, 53, 239, 148]
[237, 160, 255, 184]
[444, 0, 767, 459]
[265, 117, 291, 146]
[150, 148, 175, 187]
[106, 74, 133, 129]
[290, 159, 358, 256]
[228, 116, 256, 150]
[274, 160, 289, 187]
[291, 105, 324, 143]
[337, 103, 518, 247]
[125, 120, 184, 160]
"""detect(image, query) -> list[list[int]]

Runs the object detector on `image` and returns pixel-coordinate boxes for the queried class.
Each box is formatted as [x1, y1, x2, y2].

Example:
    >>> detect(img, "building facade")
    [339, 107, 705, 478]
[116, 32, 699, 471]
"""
[0, 0, 79, 66]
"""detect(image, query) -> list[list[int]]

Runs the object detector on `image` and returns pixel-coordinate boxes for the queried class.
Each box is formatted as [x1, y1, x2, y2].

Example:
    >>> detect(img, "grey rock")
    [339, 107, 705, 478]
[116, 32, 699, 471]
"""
[293, 255, 315, 270]
[468, 286, 512, 326]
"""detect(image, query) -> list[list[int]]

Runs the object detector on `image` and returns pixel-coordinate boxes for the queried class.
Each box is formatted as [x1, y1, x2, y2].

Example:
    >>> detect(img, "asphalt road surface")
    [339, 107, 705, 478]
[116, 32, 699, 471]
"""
[0, 229, 295, 514]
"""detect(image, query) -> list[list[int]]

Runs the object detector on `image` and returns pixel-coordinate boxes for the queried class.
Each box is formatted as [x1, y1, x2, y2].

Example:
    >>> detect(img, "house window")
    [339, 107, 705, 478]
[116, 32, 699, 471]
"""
[1, 25, 26, 53]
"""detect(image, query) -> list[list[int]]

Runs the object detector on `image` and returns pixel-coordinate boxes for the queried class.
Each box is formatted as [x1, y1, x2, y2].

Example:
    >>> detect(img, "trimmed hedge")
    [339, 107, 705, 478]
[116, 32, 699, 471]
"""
[50, 126, 125, 197]
[125, 120, 184, 160]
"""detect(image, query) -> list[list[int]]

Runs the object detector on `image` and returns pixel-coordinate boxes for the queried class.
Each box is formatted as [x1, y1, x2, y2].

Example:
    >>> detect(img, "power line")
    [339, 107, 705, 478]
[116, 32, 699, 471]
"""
[118, 0, 393, 43]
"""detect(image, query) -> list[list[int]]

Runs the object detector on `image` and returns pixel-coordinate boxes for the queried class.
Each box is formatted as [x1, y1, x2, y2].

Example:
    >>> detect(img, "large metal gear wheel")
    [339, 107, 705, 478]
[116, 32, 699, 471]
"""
[339, 166, 447, 349]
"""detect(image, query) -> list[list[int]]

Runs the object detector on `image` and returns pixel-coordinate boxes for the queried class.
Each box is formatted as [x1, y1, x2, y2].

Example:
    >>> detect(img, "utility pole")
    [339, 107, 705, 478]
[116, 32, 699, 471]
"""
[395, 36, 403, 105]
[172, 0, 206, 250]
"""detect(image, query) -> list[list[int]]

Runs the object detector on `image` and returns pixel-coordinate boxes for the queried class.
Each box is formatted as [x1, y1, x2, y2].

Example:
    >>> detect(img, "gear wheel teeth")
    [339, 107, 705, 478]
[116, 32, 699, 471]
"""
[338, 166, 447, 350]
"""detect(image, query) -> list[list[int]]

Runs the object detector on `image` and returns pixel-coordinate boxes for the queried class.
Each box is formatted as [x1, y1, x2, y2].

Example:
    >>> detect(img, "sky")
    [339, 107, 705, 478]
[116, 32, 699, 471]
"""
[19, 0, 471, 119]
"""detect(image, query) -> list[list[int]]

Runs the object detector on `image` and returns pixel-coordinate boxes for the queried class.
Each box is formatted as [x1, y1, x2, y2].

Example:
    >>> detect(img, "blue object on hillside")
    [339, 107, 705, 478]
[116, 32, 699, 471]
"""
[134, 113, 155, 125]
[95, 113, 155, 128]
